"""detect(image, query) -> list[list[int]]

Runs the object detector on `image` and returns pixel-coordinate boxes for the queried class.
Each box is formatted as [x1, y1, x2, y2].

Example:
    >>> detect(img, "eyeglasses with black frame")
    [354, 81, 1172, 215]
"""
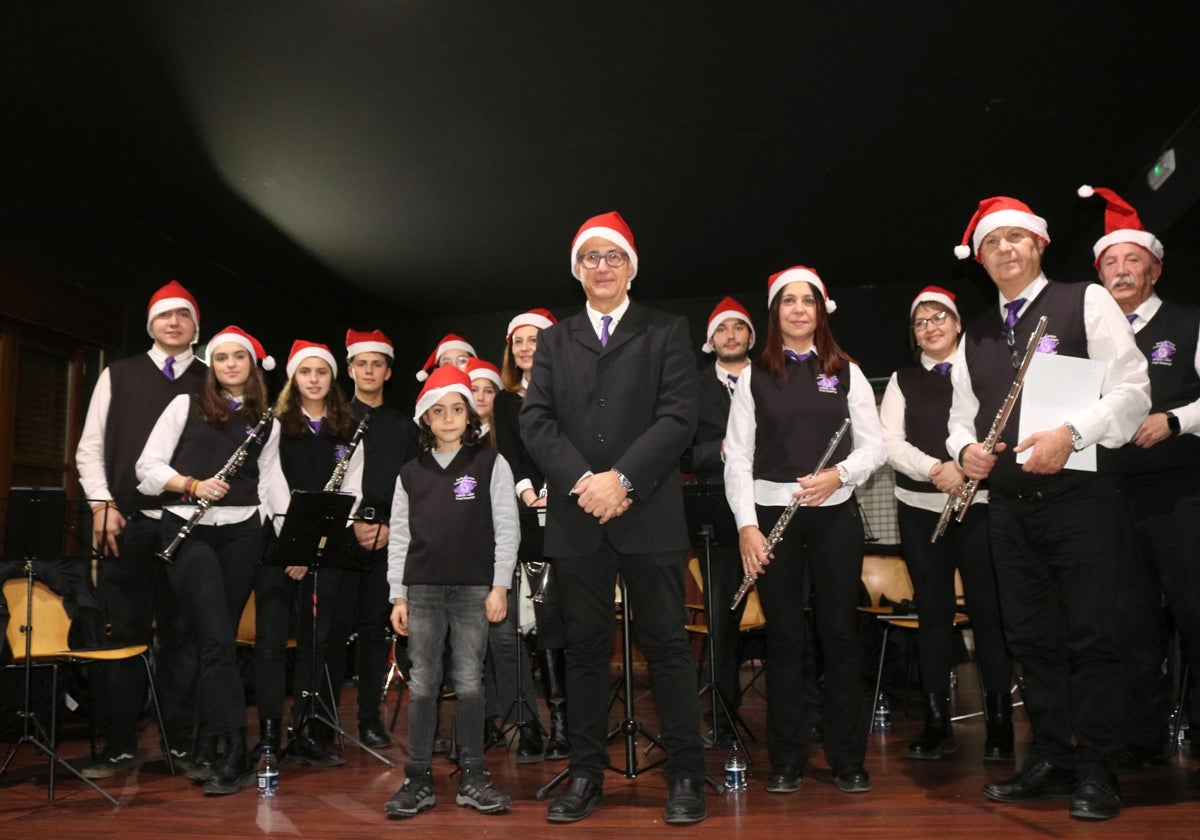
[577, 251, 628, 269]
[912, 310, 951, 332]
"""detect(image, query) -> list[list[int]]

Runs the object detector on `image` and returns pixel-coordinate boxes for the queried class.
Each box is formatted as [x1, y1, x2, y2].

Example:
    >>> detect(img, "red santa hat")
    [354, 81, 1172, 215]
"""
[465, 358, 503, 390]
[414, 364, 476, 424]
[345, 328, 395, 361]
[909, 285, 959, 318]
[207, 325, 275, 370]
[767, 266, 837, 314]
[955, 196, 1049, 260]
[286, 339, 337, 380]
[415, 333, 476, 382]
[146, 279, 200, 338]
[505, 308, 558, 341]
[1077, 185, 1164, 264]
[701, 296, 756, 353]
[570, 211, 639, 281]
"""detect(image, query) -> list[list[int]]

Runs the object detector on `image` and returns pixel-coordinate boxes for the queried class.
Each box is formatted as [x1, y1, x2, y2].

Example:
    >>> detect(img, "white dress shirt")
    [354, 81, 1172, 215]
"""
[1127, 293, 1200, 436]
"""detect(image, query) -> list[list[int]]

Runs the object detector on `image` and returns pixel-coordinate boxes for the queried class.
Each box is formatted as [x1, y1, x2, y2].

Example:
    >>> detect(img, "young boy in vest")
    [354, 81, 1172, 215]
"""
[384, 365, 519, 817]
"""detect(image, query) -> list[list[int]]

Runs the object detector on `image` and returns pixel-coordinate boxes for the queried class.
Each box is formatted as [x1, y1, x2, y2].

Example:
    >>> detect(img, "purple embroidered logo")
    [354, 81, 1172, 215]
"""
[816, 373, 839, 394]
[333, 444, 349, 462]
[1150, 340, 1176, 366]
[453, 475, 478, 500]
[1035, 335, 1059, 354]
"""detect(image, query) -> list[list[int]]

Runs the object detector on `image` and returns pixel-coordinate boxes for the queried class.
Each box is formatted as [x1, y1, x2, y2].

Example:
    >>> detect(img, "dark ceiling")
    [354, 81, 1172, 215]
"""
[2, 2, 1199, 326]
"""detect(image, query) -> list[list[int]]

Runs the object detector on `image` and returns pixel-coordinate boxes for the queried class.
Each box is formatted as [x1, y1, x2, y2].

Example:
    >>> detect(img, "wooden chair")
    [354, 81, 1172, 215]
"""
[858, 554, 970, 732]
[1, 577, 174, 801]
[685, 555, 767, 699]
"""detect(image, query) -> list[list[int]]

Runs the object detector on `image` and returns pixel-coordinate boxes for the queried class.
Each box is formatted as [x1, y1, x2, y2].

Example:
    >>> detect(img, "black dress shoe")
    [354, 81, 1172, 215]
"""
[765, 766, 803, 793]
[547, 777, 604, 823]
[360, 720, 392, 749]
[516, 722, 545, 764]
[664, 778, 707, 824]
[1070, 777, 1121, 820]
[983, 758, 1075, 802]
[833, 765, 872, 793]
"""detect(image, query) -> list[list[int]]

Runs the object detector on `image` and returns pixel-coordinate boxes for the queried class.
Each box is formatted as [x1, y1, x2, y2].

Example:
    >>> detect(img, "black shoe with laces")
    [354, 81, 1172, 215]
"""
[359, 719, 392, 749]
[456, 766, 511, 814]
[81, 744, 137, 779]
[385, 771, 436, 817]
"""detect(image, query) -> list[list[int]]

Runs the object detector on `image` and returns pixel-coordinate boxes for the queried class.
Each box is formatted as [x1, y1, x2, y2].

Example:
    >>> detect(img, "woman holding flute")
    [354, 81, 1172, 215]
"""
[724, 267, 885, 795]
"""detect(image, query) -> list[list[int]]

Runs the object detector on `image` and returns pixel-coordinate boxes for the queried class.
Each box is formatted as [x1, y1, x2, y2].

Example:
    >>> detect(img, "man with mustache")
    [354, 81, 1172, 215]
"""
[1080, 185, 1200, 772]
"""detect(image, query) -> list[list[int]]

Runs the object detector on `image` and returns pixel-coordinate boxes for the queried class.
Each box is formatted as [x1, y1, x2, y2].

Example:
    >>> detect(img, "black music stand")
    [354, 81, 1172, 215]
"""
[682, 483, 754, 752]
[0, 488, 120, 806]
[266, 490, 394, 768]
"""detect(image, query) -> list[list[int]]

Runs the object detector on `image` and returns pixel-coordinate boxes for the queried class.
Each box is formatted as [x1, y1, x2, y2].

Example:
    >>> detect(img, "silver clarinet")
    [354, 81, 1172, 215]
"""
[158, 407, 275, 564]
[730, 417, 851, 610]
[325, 412, 370, 492]
[931, 316, 1047, 543]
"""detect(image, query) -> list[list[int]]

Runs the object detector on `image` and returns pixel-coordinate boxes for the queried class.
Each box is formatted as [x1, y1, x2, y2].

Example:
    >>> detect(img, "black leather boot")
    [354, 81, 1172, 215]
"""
[516, 721, 545, 764]
[538, 648, 570, 760]
[907, 693, 956, 759]
[186, 725, 221, 782]
[288, 719, 346, 767]
[203, 728, 253, 795]
[984, 691, 1015, 762]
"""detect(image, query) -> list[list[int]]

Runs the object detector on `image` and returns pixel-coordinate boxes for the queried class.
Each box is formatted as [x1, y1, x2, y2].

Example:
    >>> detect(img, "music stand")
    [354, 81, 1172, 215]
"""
[266, 490, 394, 768]
[0, 488, 120, 806]
[682, 482, 754, 753]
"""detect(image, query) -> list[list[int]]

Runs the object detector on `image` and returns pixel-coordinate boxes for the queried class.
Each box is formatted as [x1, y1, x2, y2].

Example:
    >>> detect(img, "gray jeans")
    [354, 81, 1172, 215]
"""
[405, 584, 490, 772]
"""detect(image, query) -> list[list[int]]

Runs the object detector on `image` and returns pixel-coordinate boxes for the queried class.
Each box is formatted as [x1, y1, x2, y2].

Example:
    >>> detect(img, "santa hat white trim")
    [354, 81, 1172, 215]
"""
[346, 340, 394, 359]
[286, 344, 338, 380]
[506, 310, 555, 341]
[413, 367, 477, 423]
[701, 300, 756, 353]
[909, 286, 959, 318]
[207, 326, 276, 371]
[767, 268, 837, 314]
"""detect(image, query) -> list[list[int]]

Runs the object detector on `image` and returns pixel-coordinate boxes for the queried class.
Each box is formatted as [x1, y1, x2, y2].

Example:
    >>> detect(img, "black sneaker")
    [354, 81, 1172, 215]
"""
[81, 746, 137, 779]
[385, 773, 436, 817]
[456, 767, 511, 814]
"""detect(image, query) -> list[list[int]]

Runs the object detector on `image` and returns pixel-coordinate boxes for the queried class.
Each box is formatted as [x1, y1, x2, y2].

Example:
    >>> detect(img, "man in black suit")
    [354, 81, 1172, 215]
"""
[521, 211, 705, 824]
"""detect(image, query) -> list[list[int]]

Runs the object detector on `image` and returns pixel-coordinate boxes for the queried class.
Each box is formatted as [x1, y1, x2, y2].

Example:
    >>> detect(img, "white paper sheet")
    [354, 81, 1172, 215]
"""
[1016, 352, 1106, 472]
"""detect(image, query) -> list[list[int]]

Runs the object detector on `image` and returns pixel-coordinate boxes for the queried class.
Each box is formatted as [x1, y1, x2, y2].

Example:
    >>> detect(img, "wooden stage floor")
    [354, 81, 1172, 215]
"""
[1, 661, 1196, 839]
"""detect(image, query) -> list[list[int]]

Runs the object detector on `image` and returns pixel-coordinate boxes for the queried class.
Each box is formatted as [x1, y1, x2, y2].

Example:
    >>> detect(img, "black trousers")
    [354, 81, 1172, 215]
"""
[484, 566, 541, 725]
[162, 514, 260, 731]
[253, 563, 296, 720]
[554, 540, 704, 785]
[96, 513, 196, 747]
[988, 474, 1124, 774]
[292, 566, 349, 718]
[1118, 468, 1200, 750]
[897, 502, 1012, 695]
[755, 501, 867, 773]
[326, 546, 393, 724]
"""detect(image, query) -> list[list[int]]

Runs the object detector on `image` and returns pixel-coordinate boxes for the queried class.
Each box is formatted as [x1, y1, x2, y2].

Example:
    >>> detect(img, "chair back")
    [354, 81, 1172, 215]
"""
[860, 554, 914, 608]
[236, 594, 256, 646]
[2, 578, 73, 660]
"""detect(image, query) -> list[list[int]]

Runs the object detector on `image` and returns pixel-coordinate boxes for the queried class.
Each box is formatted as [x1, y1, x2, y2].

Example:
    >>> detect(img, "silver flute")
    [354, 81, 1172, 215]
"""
[158, 407, 275, 564]
[730, 417, 851, 610]
[931, 315, 1048, 542]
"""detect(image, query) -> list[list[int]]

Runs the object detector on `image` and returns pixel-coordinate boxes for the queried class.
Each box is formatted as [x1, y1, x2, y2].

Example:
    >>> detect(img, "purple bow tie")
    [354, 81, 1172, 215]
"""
[932, 362, 952, 376]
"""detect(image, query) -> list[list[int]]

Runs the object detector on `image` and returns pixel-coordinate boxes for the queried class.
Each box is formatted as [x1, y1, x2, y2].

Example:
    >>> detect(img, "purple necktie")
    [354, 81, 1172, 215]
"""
[727, 374, 738, 385]
[784, 348, 814, 364]
[1003, 299, 1025, 331]
[162, 356, 176, 381]
[600, 315, 612, 348]
[933, 362, 952, 376]
[1126, 313, 1138, 325]
[307, 418, 322, 435]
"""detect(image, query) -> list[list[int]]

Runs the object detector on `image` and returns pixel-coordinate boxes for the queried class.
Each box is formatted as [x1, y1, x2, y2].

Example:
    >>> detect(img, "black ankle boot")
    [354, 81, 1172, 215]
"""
[517, 722, 545, 764]
[288, 720, 345, 767]
[538, 648, 570, 760]
[907, 693, 956, 759]
[203, 728, 253, 795]
[186, 725, 221, 782]
[984, 691, 1015, 762]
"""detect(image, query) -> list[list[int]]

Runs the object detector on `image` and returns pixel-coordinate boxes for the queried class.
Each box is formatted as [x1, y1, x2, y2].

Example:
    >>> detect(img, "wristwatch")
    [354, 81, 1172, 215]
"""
[1166, 412, 1181, 436]
[612, 469, 633, 492]
[1064, 422, 1084, 452]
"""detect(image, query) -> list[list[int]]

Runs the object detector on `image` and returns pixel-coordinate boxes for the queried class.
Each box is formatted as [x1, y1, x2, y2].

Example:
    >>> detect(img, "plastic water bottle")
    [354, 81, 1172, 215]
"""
[873, 691, 892, 732]
[257, 744, 279, 797]
[724, 740, 747, 793]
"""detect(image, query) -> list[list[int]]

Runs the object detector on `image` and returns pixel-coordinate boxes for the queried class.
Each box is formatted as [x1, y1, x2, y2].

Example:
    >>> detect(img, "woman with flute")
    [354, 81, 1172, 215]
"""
[257, 339, 364, 768]
[135, 325, 286, 795]
[879, 286, 1013, 762]
[724, 267, 885, 794]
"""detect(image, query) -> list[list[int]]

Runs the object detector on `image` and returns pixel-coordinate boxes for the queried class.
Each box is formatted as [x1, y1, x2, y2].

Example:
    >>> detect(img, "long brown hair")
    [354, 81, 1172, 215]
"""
[199, 364, 269, 426]
[274, 375, 355, 438]
[500, 342, 525, 393]
[756, 281, 855, 379]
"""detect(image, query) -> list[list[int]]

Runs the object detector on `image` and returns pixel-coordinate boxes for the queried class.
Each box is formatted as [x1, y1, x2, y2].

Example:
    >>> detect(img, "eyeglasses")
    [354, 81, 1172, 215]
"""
[912, 311, 951, 332]
[577, 251, 628, 269]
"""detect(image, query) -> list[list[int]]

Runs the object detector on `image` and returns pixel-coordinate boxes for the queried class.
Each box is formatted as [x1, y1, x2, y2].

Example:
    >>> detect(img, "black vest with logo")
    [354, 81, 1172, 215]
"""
[279, 425, 349, 493]
[749, 355, 853, 482]
[104, 354, 205, 511]
[168, 395, 265, 507]
[1123, 300, 1200, 474]
[964, 281, 1111, 495]
[894, 364, 953, 493]
[399, 445, 498, 586]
